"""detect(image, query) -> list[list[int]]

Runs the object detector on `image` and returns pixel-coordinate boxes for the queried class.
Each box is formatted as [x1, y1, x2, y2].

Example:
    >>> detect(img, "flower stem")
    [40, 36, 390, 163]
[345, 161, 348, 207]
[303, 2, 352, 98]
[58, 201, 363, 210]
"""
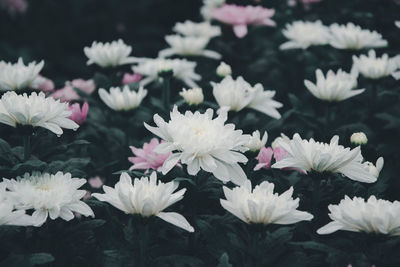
[23, 135, 31, 161]
[162, 76, 171, 111]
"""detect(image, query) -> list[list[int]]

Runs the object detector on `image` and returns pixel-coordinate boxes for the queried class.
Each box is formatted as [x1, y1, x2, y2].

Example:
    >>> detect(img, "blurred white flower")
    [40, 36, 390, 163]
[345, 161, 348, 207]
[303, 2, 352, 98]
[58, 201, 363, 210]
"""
[220, 180, 313, 225]
[93, 172, 194, 232]
[145, 106, 249, 185]
[159, 35, 221, 59]
[0, 58, 44, 91]
[0, 91, 79, 135]
[363, 157, 384, 179]
[350, 132, 368, 145]
[211, 76, 282, 119]
[304, 69, 364, 102]
[271, 133, 290, 149]
[280, 20, 331, 50]
[216, 62, 232, 77]
[352, 50, 400, 79]
[395, 21, 400, 29]
[329, 23, 387, 50]
[179, 88, 204, 105]
[133, 58, 201, 88]
[2, 172, 94, 226]
[201, 0, 225, 21]
[272, 134, 377, 183]
[173, 20, 221, 38]
[246, 130, 268, 152]
[98, 86, 147, 111]
[84, 39, 142, 68]
[317, 195, 400, 236]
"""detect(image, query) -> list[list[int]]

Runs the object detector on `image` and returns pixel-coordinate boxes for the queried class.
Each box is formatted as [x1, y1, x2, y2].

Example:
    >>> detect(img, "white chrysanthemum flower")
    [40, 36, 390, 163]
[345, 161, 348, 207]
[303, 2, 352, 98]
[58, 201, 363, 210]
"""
[363, 157, 384, 179]
[304, 69, 364, 102]
[271, 133, 290, 149]
[317, 195, 400, 236]
[0, 58, 44, 91]
[92, 172, 194, 232]
[352, 50, 400, 79]
[84, 39, 142, 68]
[173, 20, 221, 38]
[396, 21, 400, 29]
[145, 106, 250, 185]
[159, 35, 221, 59]
[246, 130, 268, 152]
[280, 20, 331, 50]
[211, 76, 282, 119]
[216, 62, 232, 77]
[350, 132, 368, 145]
[328, 23, 388, 50]
[2, 172, 94, 226]
[0, 91, 79, 135]
[98, 86, 147, 111]
[272, 134, 377, 183]
[201, 0, 225, 21]
[133, 58, 201, 88]
[221, 180, 313, 225]
[179, 88, 204, 105]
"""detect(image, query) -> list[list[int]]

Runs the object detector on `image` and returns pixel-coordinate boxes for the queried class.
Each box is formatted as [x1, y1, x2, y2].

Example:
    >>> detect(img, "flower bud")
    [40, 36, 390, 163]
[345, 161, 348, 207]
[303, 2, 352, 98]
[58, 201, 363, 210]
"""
[216, 62, 232, 77]
[179, 88, 204, 105]
[246, 130, 268, 152]
[350, 132, 368, 145]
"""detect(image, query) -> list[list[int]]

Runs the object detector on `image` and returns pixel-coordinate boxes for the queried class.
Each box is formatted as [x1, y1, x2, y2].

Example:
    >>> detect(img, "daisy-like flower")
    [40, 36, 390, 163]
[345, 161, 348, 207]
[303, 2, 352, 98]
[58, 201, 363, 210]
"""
[220, 180, 313, 225]
[0, 91, 79, 135]
[304, 69, 365, 102]
[128, 138, 174, 173]
[179, 88, 204, 105]
[159, 35, 221, 59]
[2, 172, 94, 226]
[201, 0, 225, 21]
[352, 50, 400, 79]
[173, 20, 221, 39]
[363, 157, 384, 179]
[211, 76, 282, 119]
[144, 106, 250, 185]
[92, 172, 194, 232]
[84, 39, 142, 68]
[246, 130, 268, 152]
[212, 4, 276, 38]
[317, 195, 400, 236]
[280, 20, 331, 50]
[133, 58, 201, 88]
[0, 58, 44, 91]
[328, 23, 388, 50]
[98, 86, 147, 111]
[272, 134, 377, 183]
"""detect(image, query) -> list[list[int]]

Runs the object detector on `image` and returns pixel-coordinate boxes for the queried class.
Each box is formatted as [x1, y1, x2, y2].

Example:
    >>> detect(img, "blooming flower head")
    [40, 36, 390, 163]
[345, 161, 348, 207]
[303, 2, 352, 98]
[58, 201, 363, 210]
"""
[0, 58, 44, 91]
[0, 91, 79, 135]
[246, 130, 268, 152]
[350, 132, 368, 145]
[51, 86, 81, 102]
[84, 39, 141, 68]
[352, 50, 400, 79]
[52, 79, 95, 102]
[98, 86, 147, 111]
[280, 20, 331, 50]
[220, 180, 313, 225]
[201, 0, 225, 21]
[68, 79, 96, 95]
[179, 88, 204, 105]
[173, 20, 221, 39]
[128, 138, 174, 173]
[363, 157, 384, 179]
[145, 106, 250, 185]
[212, 4, 276, 38]
[92, 172, 194, 232]
[304, 69, 364, 102]
[31, 75, 55, 92]
[122, 72, 142, 84]
[159, 35, 221, 59]
[317, 195, 400, 236]
[68, 102, 89, 125]
[216, 62, 232, 77]
[254, 147, 274, 170]
[211, 76, 282, 119]
[272, 134, 377, 183]
[133, 58, 201, 88]
[2, 172, 94, 226]
[329, 23, 388, 50]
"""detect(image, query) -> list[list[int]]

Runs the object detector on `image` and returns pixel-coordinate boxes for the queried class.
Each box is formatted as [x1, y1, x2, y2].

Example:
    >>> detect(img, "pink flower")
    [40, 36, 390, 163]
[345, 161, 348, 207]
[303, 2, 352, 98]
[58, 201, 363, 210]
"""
[0, 0, 28, 15]
[52, 86, 80, 102]
[212, 4, 276, 38]
[68, 102, 89, 125]
[88, 176, 104, 189]
[128, 138, 173, 173]
[254, 147, 274, 171]
[122, 72, 142, 85]
[69, 79, 96, 95]
[31, 75, 55, 92]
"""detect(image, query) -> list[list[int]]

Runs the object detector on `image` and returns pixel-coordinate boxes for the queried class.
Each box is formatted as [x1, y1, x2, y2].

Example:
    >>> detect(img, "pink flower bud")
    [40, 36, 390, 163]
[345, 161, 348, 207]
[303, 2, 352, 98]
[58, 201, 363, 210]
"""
[68, 102, 89, 125]
[122, 73, 142, 85]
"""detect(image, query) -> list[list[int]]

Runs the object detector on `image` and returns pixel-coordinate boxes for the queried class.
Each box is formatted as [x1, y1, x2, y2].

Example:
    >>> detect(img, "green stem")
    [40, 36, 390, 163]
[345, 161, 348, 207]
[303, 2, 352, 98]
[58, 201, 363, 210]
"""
[23, 135, 31, 161]
[162, 76, 171, 111]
